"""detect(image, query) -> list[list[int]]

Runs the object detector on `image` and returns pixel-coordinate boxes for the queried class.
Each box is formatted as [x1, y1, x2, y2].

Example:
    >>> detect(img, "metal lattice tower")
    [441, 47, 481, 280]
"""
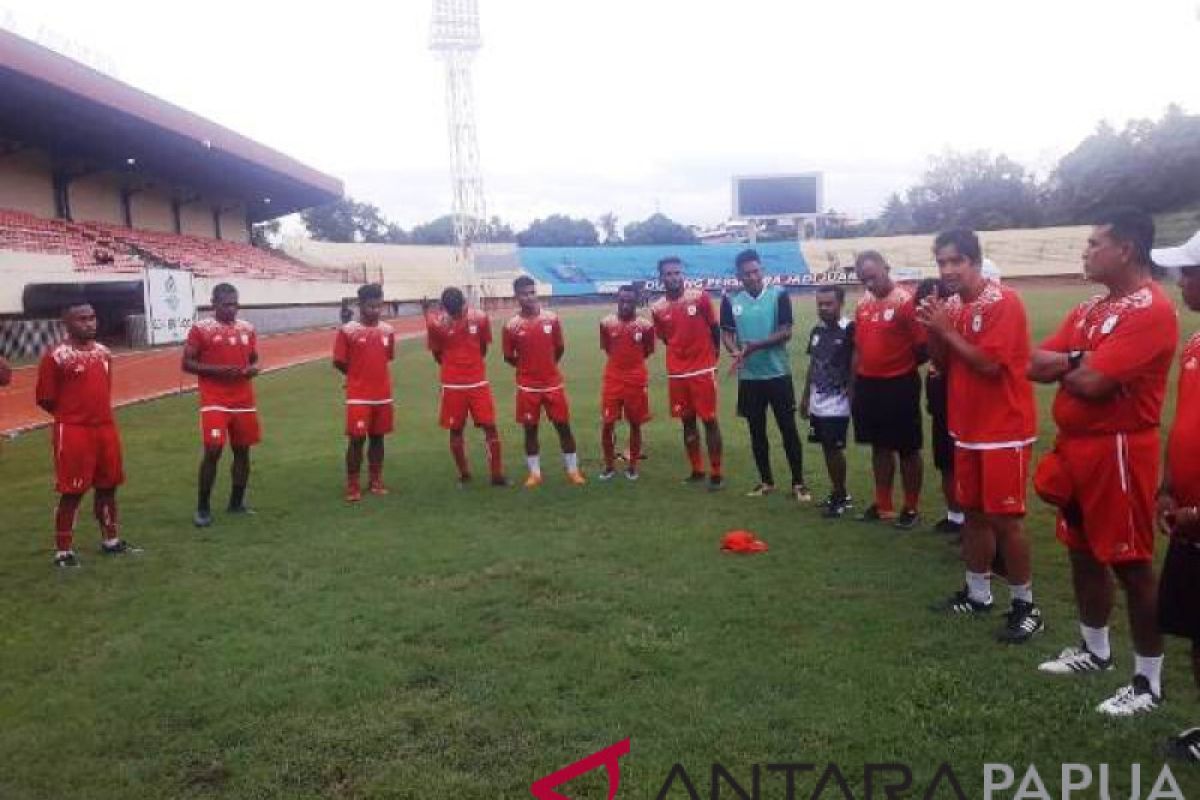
[431, 0, 486, 300]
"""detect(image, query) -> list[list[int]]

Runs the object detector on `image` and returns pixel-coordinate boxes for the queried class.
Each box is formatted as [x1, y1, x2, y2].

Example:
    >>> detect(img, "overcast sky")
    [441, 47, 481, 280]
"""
[3, 0, 1198, 229]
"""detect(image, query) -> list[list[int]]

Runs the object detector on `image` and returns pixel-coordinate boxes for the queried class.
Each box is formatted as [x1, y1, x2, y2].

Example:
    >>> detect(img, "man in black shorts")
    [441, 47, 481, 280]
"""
[915, 278, 965, 537]
[801, 285, 854, 517]
[720, 249, 809, 501]
[1153, 233, 1200, 757]
[851, 251, 925, 530]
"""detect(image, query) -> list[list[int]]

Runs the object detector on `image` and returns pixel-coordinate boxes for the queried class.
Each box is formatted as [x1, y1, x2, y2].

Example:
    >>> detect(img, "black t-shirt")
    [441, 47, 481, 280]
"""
[806, 320, 855, 412]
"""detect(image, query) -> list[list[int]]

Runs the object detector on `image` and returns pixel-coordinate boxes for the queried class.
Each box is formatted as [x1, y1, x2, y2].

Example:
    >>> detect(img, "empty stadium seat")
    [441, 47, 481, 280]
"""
[0, 209, 348, 282]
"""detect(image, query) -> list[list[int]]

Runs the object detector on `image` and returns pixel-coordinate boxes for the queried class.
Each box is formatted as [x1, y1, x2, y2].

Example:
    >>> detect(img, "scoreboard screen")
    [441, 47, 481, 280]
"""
[733, 173, 823, 218]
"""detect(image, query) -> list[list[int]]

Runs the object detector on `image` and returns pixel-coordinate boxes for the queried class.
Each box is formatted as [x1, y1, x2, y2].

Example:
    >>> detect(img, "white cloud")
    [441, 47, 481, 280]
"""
[4, 0, 1198, 227]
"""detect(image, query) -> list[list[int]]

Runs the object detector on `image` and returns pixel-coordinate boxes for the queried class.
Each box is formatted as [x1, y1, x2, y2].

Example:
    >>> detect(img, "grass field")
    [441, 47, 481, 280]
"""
[3, 285, 1200, 800]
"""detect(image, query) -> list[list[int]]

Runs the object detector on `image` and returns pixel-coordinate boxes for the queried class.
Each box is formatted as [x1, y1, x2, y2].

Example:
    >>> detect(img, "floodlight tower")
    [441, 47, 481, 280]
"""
[431, 0, 486, 301]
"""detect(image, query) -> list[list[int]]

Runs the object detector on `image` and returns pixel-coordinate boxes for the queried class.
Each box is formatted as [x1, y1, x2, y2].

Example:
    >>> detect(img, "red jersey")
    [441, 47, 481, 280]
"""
[36, 341, 114, 425]
[600, 314, 654, 387]
[1041, 282, 1178, 437]
[1167, 332, 1200, 506]
[333, 321, 394, 402]
[854, 285, 925, 378]
[650, 289, 718, 377]
[944, 282, 1037, 446]
[186, 318, 258, 410]
[503, 310, 564, 389]
[426, 308, 491, 386]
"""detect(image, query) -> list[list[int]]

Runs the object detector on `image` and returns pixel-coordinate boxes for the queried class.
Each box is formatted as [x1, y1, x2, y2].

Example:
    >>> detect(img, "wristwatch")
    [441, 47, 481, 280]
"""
[1066, 350, 1085, 372]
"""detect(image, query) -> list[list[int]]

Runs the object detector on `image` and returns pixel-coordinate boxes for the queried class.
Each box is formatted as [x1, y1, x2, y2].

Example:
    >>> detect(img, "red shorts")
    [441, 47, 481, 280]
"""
[516, 386, 570, 425]
[346, 402, 394, 437]
[1035, 430, 1159, 564]
[440, 383, 497, 429]
[602, 381, 651, 425]
[53, 422, 124, 494]
[200, 408, 261, 449]
[954, 443, 1033, 515]
[668, 371, 718, 422]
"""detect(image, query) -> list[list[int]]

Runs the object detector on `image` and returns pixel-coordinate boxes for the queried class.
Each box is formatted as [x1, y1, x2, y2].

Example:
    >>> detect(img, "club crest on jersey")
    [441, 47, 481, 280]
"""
[733, 304, 743, 316]
[812, 334, 820, 347]
[1186, 357, 1198, 371]
[240, 334, 249, 345]
[634, 331, 642, 341]
[972, 314, 983, 333]
[687, 305, 697, 316]
[542, 323, 553, 334]
[468, 325, 478, 335]
[1101, 315, 1119, 335]
[883, 308, 895, 322]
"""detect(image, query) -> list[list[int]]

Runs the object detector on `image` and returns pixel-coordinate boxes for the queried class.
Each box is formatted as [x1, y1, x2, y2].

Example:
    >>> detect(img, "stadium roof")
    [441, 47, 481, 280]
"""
[0, 28, 343, 221]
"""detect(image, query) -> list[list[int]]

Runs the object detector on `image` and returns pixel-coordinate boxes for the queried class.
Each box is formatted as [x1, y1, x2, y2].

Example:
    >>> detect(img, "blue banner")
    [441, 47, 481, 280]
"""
[516, 241, 810, 296]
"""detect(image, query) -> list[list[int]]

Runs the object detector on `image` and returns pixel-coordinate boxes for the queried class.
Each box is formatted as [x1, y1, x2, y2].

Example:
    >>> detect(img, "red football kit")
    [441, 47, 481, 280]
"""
[187, 318, 261, 448]
[1035, 282, 1179, 563]
[854, 285, 926, 378]
[1167, 332, 1200, 508]
[36, 341, 124, 494]
[600, 314, 654, 425]
[650, 289, 719, 421]
[943, 282, 1038, 515]
[427, 308, 497, 429]
[503, 310, 570, 424]
[334, 321, 395, 436]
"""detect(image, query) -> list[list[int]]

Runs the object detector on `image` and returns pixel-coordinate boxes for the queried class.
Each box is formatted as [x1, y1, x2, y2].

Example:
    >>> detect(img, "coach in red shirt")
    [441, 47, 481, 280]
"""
[918, 229, 1041, 644]
[1029, 208, 1178, 716]
[852, 250, 926, 528]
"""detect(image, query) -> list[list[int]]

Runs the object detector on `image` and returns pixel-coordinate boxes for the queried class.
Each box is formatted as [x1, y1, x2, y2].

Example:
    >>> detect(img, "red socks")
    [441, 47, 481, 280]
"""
[484, 430, 503, 480]
[94, 492, 118, 538]
[874, 486, 894, 514]
[628, 427, 643, 472]
[685, 435, 704, 474]
[601, 424, 616, 471]
[55, 494, 80, 551]
[450, 436, 470, 479]
[903, 491, 920, 513]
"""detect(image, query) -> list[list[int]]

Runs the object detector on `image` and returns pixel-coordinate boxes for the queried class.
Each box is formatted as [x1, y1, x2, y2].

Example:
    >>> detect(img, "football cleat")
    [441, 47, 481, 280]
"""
[1097, 675, 1161, 717]
[1037, 644, 1115, 675]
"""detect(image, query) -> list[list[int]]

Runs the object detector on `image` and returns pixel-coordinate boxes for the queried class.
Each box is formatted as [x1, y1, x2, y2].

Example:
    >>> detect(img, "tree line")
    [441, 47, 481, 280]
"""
[282, 105, 1200, 247]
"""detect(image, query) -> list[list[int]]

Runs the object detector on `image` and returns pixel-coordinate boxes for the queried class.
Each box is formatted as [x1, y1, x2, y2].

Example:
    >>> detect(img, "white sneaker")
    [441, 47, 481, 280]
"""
[1097, 675, 1161, 717]
[1038, 644, 1114, 675]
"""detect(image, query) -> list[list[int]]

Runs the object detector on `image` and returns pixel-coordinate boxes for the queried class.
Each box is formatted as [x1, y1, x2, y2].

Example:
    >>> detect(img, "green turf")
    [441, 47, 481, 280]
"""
[2, 286, 1199, 800]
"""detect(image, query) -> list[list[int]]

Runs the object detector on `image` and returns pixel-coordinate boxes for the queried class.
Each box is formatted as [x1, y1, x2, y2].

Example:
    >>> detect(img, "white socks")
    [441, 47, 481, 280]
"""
[1009, 582, 1033, 604]
[563, 452, 579, 472]
[966, 571, 993, 604]
[526, 455, 541, 476]
[1080, 624, 1111, 661]
[1135, 654, 1164, 696]
[947, 510, 966, 525]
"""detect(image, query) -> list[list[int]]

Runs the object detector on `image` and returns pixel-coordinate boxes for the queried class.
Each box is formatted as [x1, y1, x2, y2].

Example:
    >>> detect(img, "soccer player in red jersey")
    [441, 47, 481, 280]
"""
[1152, 233, 1200, 757]
[503, 276, 584, 488]
[1029, 209, 1178, 716]
[425, 286, 507, 487]
[35, 302, 136, 567]
[599, 284, 655, 481]
[333, 283, 395, 502]
[650, 257, 723, 490]
[851, 251, 926, 528]
[183, 283, 261, 528]
[918, 229, 1042, 643]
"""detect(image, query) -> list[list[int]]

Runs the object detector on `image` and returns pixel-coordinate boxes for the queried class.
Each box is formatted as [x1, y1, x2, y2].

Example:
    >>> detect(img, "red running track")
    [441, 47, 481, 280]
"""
[0, 318, 428, 436]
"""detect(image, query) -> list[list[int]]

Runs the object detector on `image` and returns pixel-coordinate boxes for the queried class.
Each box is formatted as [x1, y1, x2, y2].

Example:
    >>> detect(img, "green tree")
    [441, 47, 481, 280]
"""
[622, 213, 698, 246]
[485, 216, 516, 243]
[300, 197, 401, 243]
[411, 215, 457, 245]
[597, 212, 620, 244]
[516, 215, 599, 247]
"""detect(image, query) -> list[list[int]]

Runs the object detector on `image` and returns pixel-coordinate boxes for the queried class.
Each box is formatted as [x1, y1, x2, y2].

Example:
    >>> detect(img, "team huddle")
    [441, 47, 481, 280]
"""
[25, 207, 1200, 753]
